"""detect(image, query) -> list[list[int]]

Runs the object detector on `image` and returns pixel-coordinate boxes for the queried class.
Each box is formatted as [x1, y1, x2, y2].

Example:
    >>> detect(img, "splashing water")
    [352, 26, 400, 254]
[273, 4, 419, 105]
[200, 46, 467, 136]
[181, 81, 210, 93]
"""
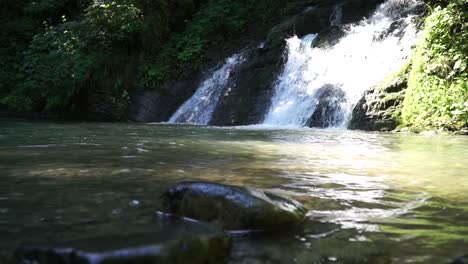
[263, 0, 423, 128]
[168, 53, 246, 125]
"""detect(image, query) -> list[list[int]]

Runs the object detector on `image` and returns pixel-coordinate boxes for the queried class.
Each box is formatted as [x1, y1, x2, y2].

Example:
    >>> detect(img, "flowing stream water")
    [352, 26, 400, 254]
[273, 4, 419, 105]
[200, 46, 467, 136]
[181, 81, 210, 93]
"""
[1, 121, 467, 263]
[168, 0, 422, 128]
[168, 53, 246, 125]
[1, 1, 465, 263]
[263, 0, 422, 127]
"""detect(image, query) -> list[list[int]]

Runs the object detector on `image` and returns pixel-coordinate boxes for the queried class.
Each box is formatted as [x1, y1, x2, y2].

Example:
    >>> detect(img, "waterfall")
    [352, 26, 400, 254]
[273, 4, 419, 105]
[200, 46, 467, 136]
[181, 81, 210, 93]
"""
[168, 53, 245, 125]
[263, 0, 422, 128]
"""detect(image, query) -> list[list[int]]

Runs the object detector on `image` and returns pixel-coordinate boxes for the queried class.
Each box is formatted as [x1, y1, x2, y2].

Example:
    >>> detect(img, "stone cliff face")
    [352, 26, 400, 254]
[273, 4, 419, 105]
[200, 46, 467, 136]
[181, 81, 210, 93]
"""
[210, 4, 338, 126]
[349, 1, 427, 132]
[349, 76, 408, 131]
[128, 79, 200, 123]
[128, 0, 384, 125]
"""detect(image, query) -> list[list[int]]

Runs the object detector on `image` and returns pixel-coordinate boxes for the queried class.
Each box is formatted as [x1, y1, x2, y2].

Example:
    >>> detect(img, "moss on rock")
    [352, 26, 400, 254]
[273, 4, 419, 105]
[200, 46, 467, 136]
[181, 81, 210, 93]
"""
[401, 0, 468, 131]
[349, 62, 411, 131]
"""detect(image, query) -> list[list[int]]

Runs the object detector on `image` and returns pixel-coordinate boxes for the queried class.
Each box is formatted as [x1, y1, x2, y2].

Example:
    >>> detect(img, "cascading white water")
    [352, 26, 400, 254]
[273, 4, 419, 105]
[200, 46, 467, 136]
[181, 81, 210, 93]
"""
[263, 0, 422, 128]
[168, 53, 245, 125]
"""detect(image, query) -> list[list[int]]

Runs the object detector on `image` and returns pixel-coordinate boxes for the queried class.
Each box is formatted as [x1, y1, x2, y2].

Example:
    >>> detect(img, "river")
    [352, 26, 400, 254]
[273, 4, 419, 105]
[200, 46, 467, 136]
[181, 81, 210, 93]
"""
[0, 121, 467, 263]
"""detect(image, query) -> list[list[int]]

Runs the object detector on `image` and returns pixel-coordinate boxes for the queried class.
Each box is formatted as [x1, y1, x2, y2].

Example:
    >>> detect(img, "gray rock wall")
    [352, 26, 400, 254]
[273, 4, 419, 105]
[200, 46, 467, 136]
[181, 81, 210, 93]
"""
[128, 0, 386, 125]
[349, 77, 407, 131]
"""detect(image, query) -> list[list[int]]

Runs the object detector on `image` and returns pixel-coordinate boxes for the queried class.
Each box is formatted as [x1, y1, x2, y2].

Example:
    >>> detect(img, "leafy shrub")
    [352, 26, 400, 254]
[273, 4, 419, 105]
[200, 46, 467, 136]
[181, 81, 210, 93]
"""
[2, 0, 144, 112]
[402, 0, 467, 130]
[3, 20, 96, 111]
[138, 0, 295, 88]
[84, 0, 143, 45]
[1, 0, 300, 115]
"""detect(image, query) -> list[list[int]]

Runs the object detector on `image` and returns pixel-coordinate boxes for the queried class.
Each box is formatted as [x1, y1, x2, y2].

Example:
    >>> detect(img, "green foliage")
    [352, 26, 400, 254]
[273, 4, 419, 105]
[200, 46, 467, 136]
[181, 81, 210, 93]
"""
[0, 0, 203, 114]
[402, 0, 468, 131]
[84, 0, 143, 45]
[1, 0, 299, 116]
[0, 1, 37, 101]
[24, 0, 68, 22]
[24, 0, 91, 24]
[138, 0, 294, 88]
[4, 21, 96, 111]
[2, 0, 144, 112]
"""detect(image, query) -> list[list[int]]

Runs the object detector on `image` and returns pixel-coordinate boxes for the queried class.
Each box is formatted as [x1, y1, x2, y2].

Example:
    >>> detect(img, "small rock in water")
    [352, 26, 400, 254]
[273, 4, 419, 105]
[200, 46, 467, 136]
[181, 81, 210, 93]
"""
[161, 181, 307, 231]
[15, 219, 231, 264]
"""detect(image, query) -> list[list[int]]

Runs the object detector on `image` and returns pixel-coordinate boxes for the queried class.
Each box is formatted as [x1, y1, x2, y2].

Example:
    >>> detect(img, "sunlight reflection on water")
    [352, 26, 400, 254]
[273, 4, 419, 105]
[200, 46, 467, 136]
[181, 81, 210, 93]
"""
[0, 122, 467, 263]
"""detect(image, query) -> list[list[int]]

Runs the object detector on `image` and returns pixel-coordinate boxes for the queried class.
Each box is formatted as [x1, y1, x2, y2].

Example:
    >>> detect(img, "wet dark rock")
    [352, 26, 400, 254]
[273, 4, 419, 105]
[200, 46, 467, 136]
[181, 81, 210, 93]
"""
[307, 85, 347, 128]
[209, 31, 292, 125]
[210, 3, 331, 125]
[15, 220, 231, 264]
[161, 181, 307, 231]
[339, 0, 385, 24]
[128, 79, 199, 123]
[374, 1, 427, 43]
[451, 255, 468, 264]
[210, 0, 387, 126]
[209, 43, 282, 125]
[312, 26, 347, 48]
[349, 76, 407, 131]
[70, 85, 130, 121]
[125, 0, 387, 125]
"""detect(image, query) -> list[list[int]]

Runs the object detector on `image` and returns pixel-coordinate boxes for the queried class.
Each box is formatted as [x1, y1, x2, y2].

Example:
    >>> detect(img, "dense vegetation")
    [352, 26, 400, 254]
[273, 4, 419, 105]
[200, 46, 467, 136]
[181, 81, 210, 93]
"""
[0, 0, 466, 131]
[0, 0, 299, 117]
[402, 0, 467, 131]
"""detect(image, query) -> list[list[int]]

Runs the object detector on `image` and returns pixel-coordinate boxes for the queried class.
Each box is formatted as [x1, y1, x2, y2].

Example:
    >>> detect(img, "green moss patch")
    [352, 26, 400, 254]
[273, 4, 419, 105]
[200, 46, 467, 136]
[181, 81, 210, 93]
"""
[401, 0, 468, 131]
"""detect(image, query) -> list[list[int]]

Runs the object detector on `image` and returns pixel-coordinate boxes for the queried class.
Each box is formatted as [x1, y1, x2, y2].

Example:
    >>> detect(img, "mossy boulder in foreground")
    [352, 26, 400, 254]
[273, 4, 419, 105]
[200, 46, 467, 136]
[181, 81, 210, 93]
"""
[14, 220, 231, 264]
[161, 181, 307, 231]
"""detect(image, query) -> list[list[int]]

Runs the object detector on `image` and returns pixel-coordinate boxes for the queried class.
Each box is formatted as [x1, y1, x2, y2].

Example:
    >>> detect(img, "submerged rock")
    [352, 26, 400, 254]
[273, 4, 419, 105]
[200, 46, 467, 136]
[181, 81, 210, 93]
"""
[15, 220, 231, 264]
[161, 181, 307, 231]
